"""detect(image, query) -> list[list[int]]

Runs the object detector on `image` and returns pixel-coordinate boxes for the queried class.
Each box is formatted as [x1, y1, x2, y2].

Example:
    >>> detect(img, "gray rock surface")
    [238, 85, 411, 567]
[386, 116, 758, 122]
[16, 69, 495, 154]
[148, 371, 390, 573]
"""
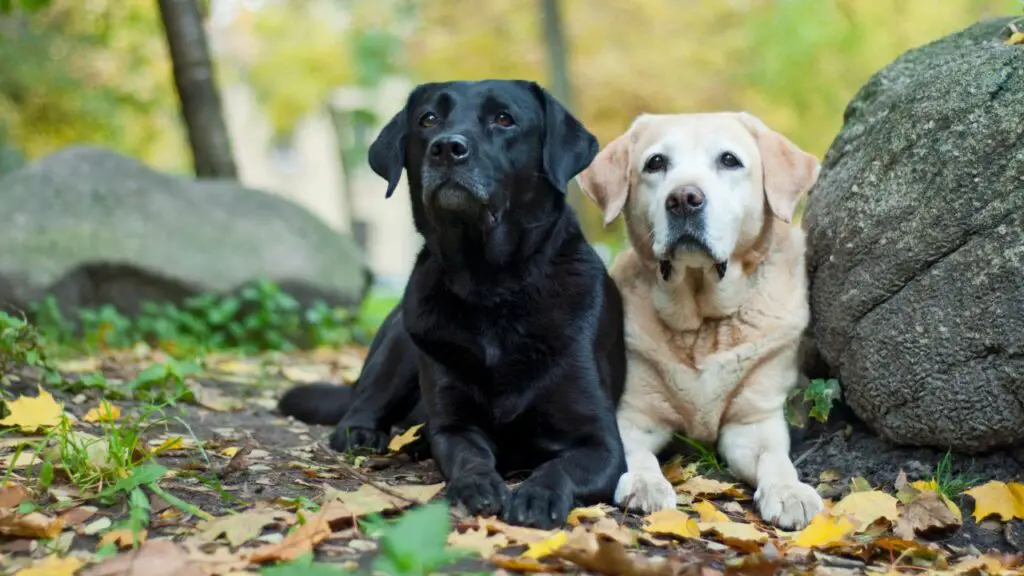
[804, 17, 1024, 453]
[0, 146, 370, 316]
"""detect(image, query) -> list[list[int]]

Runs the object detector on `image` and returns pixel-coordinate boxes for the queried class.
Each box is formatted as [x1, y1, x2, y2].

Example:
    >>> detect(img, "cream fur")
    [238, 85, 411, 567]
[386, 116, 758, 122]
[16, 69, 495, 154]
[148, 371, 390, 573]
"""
[580, 112, 823, 529]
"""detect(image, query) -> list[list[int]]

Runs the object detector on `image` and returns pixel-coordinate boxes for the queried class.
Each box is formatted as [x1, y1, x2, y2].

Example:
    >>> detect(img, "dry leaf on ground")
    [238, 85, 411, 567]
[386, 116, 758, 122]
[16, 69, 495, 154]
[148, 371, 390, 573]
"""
[490, 554, 561, 573]
[964, 481, 1024, 522]
[12, 556, 84, 576]
[896, 491, 961, 538]
[321, 483, 443, 521]
[521, 530, 569, 559]
[81, 540, 204, 576]
[188, 383, 246, 412]
[447, 527, 509, 557]
[248, 512, 332, 563]
[0, 508, 65, 539]
[590, 517, 636, 546]
[99, 528, 148, 549]
[1006, 31, 1024, 45]
[791, 513, 856, 548]
[476, 516, 557, 544]
[0, 387, 64, 433]
[195, 509, 293, 547]
[677, 476, 743, 498]
[831, 489, 900, 529]
[83, 401, 121, 423]
[699, 521, 769, 552]
[566, 504, 610, 526]
[642, 508, 700, 539]
[0, 482, 30, 508]
[56, 357, 101, 373]
[556, 529, 674, 576]
[692, 500, 729, 523]
[387, 424, 424, 452]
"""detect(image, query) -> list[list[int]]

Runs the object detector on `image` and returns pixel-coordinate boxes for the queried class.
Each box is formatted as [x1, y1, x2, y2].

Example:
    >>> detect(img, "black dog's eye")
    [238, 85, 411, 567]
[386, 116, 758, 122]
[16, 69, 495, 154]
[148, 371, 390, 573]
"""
[419, 112, 439, 128]
[643, 154, 668, 173]
[719, 152, 743, 169]
[494, 112, 516, 128]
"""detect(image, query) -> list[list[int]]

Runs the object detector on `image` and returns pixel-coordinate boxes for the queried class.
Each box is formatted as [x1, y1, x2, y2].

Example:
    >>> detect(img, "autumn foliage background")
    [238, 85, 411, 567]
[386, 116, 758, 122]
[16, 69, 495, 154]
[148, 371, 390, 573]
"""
[0, 0, 1018, 241]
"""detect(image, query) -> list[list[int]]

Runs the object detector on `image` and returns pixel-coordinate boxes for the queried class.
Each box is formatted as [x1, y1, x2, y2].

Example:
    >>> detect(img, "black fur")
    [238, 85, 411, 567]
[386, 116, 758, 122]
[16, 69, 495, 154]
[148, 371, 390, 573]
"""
[279, 80, 626, 529]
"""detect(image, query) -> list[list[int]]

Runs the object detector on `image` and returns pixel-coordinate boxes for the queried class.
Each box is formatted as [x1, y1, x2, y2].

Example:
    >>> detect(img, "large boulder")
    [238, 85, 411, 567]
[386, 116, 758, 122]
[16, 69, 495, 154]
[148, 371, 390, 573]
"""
[804, 18, 1024, 453]
[0, 146, 370, 316]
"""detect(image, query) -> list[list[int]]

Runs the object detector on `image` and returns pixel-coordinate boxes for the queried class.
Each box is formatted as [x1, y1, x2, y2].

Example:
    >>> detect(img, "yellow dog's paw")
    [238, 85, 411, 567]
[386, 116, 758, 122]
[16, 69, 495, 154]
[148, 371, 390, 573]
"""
[614, 471, 676, 514]
[755, 480, 823, 530]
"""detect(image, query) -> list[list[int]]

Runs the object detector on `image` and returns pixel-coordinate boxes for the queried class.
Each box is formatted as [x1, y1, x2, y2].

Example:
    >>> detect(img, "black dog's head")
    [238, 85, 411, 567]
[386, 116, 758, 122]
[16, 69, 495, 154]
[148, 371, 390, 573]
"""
[368, 80, 597, 247]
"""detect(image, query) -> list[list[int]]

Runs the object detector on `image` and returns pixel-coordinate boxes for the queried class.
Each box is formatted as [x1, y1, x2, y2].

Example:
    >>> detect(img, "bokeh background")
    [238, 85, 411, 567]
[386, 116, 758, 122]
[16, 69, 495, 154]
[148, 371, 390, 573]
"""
[1, 0, 1019, 306]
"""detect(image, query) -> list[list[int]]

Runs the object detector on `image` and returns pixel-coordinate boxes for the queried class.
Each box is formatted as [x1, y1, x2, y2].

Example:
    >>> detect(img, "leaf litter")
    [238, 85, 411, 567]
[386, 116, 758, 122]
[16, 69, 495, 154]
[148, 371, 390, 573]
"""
[3, 346, 1024, 575]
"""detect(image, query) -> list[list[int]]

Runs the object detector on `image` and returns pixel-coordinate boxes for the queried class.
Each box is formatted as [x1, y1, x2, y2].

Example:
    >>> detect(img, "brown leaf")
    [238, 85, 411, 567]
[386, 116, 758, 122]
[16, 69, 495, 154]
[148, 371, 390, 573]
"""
[590, 517, 636, 546]
[677, 476, 744, 498]
[99, 528, 148, 549]
[556, 529, 674, 576]
[900, 491, 961, 536]
[476, 516, 557, 544]
[0, 482, 30, 508]
[0, 508, 64, 539]
[248, 511, 332, 564]
[196, 508, 293, 547]
[321, 483, 443, 521]
[59, 506, 98, 527]
[81, 540, 204, 576]
[490, 553, 562, 573]
[447, 527, 509, 557]
[566, 504, 611, 526]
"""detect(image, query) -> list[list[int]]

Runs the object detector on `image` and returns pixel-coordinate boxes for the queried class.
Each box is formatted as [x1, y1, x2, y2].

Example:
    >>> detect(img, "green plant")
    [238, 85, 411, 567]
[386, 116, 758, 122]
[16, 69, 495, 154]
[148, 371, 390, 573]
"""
[370, 502, 465, 576]
[931, 451, 980, 500]
[261, 553, 355, 576]
[79, 304, 134, 350]
[803, 378, 841, 424]
[0, 311, 60, 392]
[124, 358, 200, 404]
[675, 434, 725, 475]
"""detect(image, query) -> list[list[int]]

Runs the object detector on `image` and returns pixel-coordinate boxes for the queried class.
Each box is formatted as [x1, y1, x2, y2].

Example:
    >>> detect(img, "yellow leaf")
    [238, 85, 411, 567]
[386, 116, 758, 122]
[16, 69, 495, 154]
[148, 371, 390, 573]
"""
[0, 387, 64, 433]
[99, 528, 147, 549]
[555, 528, 673, 576]
[642, 508, 700, 539]
[691, 500, 728, 523]
[521, 530, 568, 560]
[964, 481, 1024, 522]
[321, 483, 444, 520]
[1006, 31, 1024, 45]
[387, 423, 424, 453]
[83, 401, 121, 423]
[150, 436, 185, 454]
[249, 512, 332, 564]
[490, 553, 560, 573]
[448, 527, 509, 558]
[0, 508, 65, 539]
[831, 490, 900, 529]
[476, 516, 554, 544]
[700, 521, 768, 552]
[589, 517, 636, 546]
[566, 504, 610, 526]
[12, 556, 83, 576]
[198, 509, 292, 547]
[791, 513, 855, 548]
[677, 476, 743, 498]
[220, 447, 241, 458]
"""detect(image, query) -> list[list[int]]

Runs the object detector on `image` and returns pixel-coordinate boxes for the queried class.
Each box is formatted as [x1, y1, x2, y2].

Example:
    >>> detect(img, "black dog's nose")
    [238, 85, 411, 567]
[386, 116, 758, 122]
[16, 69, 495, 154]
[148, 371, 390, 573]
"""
[428, 135, 470, 165]
[665, 185, 705, 215]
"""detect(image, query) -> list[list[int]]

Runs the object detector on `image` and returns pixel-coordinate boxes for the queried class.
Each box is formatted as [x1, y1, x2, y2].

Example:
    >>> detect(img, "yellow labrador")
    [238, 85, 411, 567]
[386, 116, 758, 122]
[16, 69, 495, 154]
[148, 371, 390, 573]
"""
[578, 112, 822, 529]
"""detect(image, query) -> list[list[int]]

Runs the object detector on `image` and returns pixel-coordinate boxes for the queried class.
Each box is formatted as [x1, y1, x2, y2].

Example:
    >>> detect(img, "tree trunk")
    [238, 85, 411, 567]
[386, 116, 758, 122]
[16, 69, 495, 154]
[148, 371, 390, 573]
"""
[158, 0, 237, 179]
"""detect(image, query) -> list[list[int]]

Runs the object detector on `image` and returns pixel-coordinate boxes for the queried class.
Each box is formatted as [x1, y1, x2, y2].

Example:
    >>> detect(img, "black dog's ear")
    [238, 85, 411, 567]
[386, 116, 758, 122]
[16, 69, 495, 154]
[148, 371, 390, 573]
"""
[368, 102, 411, 199]
[528, 82, 599, 194]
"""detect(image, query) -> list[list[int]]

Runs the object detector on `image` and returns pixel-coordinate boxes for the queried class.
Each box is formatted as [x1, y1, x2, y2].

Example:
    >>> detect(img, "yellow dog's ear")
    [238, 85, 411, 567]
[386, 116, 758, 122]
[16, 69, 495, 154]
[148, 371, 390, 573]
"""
[576, 131, 633, 227]
[737, 112, 820, 223]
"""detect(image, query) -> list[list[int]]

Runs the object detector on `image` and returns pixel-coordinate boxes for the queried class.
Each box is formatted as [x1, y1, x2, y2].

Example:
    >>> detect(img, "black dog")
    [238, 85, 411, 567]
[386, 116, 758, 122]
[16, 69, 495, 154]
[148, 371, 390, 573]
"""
[279, 80, 626, 529]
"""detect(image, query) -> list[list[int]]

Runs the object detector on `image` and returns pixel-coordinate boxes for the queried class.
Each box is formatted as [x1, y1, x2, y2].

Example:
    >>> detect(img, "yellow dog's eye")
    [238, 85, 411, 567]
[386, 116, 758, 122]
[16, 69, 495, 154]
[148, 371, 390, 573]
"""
[419, 112, 439, 128]
[494, 112, 516, 128]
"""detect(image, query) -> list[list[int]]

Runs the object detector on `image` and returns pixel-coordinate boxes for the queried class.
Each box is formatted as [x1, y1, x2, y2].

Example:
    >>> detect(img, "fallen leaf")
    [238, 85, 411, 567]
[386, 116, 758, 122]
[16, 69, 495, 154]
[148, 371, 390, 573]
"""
[219, 447, 240, 458]
[522, 530, 569, 559]
[99, 528, 147, 549]
[566, 504, 611, 526]
[831, 490, 900, 529]
[321, 483, 443, 520]
[0, 449, 39, 469]
[1006, 31, 1024, 45]
[490, 554, 561, 573]
[387, 423, 424, 453]
[56, 357, 100, 373]
[188, 383, 245, 412]
[181, 542, 253, 575]
[897, 490, 962, 538]
[81, 517, 113, 535]
[677, 476, 743, 498]
[477, 516, 556, 544]
[556, 529, 674, 576]
[642, 508, 700, 539]
[951, 554, 1011, 574]
[964, 481, 1024, 522]
[59, 506, 98, 527]
[819, 469, 843, 483]
[0, 482, 30, 508]
[0, 508, 64, 539]
[83, 401, 121, 423]
[197, 509, 292, 547]
[447, 527, 509, 557]
[661, 458, 698, 485]
[791, 513, 855, 548]
[699, 521, 768, 552]
[692, 500, 729, 523]
[80, 540, 203, 576]
[0, 387, 64, 433]
[281, 364, 331, 384]
[13, 556, 84, 576]
[849, 476, 873, 492]
[248, 512, 332, 563]
[590, 517, 636, 546]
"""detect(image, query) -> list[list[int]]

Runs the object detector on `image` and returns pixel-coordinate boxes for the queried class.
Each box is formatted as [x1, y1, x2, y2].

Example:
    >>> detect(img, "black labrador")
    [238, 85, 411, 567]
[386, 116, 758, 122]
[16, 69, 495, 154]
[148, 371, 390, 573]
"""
[279, 80, 626, 529]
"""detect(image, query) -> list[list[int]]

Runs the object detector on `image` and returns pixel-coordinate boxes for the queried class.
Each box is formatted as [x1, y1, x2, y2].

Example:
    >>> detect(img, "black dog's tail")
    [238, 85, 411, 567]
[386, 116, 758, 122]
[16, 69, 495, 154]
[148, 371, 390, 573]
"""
[278, 383, 353, 425]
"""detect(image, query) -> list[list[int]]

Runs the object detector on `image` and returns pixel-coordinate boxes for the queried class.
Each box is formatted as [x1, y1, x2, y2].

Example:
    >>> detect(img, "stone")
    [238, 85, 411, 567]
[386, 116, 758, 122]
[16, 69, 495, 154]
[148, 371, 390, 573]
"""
[803, 17, 1024, 452]
[0, 146, 370, 316]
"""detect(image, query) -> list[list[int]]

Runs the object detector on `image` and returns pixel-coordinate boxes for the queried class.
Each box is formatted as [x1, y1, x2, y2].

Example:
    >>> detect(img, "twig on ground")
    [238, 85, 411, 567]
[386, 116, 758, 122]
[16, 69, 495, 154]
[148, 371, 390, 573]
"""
[317, 442, 418, 506]
[793, 434, 828, 467]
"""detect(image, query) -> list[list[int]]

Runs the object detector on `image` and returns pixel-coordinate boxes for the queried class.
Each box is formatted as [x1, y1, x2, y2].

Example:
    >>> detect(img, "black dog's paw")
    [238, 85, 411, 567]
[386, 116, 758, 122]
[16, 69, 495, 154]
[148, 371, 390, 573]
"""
[328, 426, 389, 454]
[445, 472, 509, 517]
[502, 481, 572, 529]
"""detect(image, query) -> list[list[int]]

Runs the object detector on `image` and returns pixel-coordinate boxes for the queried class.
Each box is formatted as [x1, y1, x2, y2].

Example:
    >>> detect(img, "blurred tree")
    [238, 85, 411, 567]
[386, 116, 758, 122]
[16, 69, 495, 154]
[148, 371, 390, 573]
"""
[158, 0, 237, 178]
